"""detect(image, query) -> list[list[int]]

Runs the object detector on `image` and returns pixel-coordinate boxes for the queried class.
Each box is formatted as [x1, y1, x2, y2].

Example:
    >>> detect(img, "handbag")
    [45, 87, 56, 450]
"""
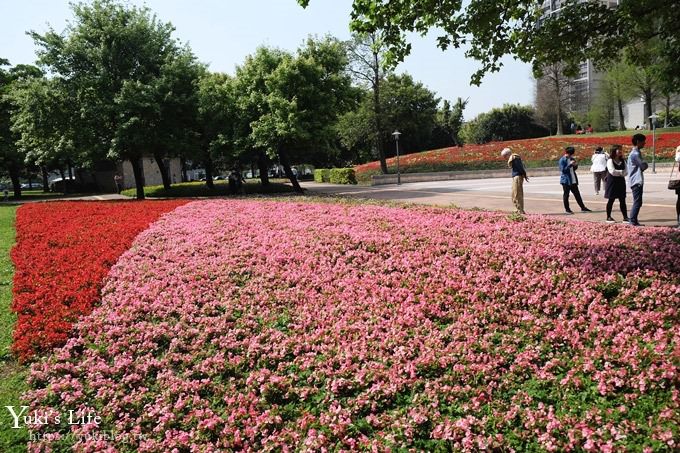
[669, 162, 680, 190]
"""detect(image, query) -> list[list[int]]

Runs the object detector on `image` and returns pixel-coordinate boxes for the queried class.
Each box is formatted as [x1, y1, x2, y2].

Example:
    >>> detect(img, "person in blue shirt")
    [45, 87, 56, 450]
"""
[559, 146, 591, 214]
[627, 133, 649, 226]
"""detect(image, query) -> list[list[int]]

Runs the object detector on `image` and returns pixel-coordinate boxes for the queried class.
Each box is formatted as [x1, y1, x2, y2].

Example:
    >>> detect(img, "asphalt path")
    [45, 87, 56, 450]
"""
[302, 168, 680, 227]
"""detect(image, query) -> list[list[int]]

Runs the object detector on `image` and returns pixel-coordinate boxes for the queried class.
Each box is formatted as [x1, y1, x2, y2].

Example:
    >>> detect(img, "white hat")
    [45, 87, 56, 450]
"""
[676, 145, 680, 153]
[500, 148, 512, 157]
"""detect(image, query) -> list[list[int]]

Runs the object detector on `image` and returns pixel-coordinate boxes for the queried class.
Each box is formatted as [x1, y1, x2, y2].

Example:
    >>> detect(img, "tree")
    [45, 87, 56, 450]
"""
[337, 73, 440, 162]
[246, 37, 356, 193]
[0, 59, 45, 198]
[603, 60, 635, 131]
[535, 62, 571, 135]
[31, 0, 198, 199]
[298, 0, 680, 87]
[461, 104, 548, 145]
[233, 47, 289, 187]
[430, 97, 466, 148]
[346, 32, 390, 173]
[196, 72, 236, 189]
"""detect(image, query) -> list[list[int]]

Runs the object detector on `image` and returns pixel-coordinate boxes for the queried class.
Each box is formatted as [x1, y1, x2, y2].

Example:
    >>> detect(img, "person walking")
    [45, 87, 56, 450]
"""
[559, 146, 591, 214]
[604, 145, 628, 223]
[590, 146, 608, 195]
[627, 133, 649, 226]
[501, 147, 528, 214]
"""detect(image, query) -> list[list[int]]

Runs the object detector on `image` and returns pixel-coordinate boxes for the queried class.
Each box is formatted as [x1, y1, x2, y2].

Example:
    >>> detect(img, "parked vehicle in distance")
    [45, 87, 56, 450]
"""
[20, 182, 44, 190]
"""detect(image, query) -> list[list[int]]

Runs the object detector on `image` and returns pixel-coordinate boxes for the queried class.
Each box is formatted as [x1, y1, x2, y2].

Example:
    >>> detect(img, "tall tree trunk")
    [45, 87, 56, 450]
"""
[58, 168, 67, 193]
[9, 164, 21, 199]
[204, 152, 214, 189]
[664, 94, 670, 128]
[180, 157, 188, 182]
[556, 105, 563, 136]
[258, 150, 270, 186]
[644, 90, 653, 129]
[278, 147, 303, 194]
[617, 98, 625, 131]
[130, 157, 145, 200]
[153, 151, 171, 191]
[41, 166, 49, 193]
[373, 50, 388, 174]
[67, 159, 74, 180]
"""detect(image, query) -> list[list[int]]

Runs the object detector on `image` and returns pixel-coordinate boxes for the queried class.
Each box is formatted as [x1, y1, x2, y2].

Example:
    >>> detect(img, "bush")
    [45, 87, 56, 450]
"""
[329, 168, 357, 185]
[461, 104, 549, 144]
[314, 169, 330, 183]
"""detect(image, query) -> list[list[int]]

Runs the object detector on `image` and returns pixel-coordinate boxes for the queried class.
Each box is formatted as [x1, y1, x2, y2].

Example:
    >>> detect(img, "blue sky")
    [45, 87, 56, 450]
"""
[0, 0, 534, 119]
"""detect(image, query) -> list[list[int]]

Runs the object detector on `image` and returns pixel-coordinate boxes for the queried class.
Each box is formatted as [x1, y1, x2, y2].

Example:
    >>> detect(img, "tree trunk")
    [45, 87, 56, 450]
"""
[373, 51, 388, 174]
[67, 159, 74, 180]
[556, 105, 563, 136]
[153, 152, 172, 191]
[644, 90, 653, 129]
[617, 98, 625, 131]
[9, 164, 21, 199]
[258, 150, 270, 186]
[58, 168, 66, 193]
[664, 94, 670, 128]
[41, 166, 49, 193]
[130, 158, 146, 200]
[204, 152, 214, 189]
[278, 147, 303, 194]
[180, 156, 188, 182]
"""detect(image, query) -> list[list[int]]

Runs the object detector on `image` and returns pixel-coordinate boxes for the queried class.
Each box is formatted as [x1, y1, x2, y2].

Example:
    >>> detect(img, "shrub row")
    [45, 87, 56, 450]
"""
[314, 168, 357, 184]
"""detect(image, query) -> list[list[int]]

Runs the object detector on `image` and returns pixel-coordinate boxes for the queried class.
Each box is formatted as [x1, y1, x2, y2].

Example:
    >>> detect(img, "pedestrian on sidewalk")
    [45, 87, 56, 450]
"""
[501, 147, 528, 214]
[590, 146, 607, 195]
[627, 133, 648, 226]
[604, 145, 628, 223]
[559, 146, 591, 214]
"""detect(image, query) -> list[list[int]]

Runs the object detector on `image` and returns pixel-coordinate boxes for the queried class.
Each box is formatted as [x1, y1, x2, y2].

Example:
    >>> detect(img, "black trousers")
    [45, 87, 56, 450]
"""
[606, 196, 627, 219]
[562, 184, 586, 211]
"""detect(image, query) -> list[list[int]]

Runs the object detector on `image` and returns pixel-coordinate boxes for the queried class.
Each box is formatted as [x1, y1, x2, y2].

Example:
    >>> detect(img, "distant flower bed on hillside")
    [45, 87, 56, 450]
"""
[355, 132, 680, 183]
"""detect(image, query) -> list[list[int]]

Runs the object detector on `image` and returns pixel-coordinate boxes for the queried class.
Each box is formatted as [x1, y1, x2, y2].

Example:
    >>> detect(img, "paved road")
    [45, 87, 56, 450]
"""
[302, 169, 680, 227]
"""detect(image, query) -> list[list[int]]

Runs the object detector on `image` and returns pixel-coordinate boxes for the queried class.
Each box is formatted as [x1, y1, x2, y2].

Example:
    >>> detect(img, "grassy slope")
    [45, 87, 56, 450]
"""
[121, 179, 297, 198]
[0, 205, 27, 452]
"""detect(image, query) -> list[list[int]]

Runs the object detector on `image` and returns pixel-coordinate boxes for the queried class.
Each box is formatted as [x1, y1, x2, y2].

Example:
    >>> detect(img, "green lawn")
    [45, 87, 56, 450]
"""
[0, 205, 27, 453]
[121, 179, 297, 198]
[551, 126, 680, 138]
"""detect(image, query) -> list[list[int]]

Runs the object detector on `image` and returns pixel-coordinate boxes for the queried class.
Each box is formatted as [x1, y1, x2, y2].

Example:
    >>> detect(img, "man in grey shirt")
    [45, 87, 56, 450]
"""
[627, 133, 649, 226]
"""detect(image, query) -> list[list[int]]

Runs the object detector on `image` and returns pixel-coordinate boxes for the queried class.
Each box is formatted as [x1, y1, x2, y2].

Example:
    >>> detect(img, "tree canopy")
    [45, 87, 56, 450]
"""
[298, 0, 680, 86]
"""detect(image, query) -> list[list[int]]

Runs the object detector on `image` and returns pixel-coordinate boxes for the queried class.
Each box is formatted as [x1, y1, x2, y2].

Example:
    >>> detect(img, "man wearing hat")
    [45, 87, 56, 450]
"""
[559, 146, 591, 214]
[501, 147, 528, 214]
[590, 146, 608, 195]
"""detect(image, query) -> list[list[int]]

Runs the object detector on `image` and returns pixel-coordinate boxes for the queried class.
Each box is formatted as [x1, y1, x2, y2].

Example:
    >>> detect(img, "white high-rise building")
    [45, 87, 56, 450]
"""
[538, 1, 619, 116]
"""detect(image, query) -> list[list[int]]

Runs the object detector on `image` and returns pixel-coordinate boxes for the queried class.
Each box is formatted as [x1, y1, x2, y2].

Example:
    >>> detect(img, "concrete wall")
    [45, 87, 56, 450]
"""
[120, 157, 182, 189]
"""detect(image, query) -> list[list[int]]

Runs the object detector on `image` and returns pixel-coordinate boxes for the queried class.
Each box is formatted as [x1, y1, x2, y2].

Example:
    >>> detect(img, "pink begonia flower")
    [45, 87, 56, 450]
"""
[22, 200, 680, 451]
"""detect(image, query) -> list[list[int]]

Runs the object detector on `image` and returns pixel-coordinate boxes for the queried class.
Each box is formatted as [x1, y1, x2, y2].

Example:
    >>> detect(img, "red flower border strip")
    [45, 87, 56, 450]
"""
[11, 200, 187, 361]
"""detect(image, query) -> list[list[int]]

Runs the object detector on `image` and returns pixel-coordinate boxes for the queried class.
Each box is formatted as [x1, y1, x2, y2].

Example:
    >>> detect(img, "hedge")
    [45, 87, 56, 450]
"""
[314, 169, 330, 183]
[329, 168, 357, 185]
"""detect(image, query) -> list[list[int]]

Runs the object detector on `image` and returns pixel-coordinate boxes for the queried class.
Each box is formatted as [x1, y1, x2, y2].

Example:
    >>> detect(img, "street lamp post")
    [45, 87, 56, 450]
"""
[649, 113, 658, 173]
[392, 130, 401, 185]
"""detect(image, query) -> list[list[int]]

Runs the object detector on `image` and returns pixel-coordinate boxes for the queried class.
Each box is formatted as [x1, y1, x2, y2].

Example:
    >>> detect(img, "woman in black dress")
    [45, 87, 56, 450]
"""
[604, 145, 628, 223]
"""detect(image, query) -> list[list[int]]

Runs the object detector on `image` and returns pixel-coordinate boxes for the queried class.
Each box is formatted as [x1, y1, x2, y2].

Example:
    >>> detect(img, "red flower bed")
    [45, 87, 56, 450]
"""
[356, 132, 680, 180]
[11, 200, 187, 361]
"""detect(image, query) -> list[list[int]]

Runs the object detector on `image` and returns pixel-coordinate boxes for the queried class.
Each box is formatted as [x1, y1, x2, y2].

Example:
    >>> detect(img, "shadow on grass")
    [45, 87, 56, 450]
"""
[121, 180, 297, 198]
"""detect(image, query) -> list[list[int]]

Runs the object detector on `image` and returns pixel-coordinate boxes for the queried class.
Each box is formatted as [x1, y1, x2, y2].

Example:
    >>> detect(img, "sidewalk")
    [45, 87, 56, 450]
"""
[302, 170, 679, 227]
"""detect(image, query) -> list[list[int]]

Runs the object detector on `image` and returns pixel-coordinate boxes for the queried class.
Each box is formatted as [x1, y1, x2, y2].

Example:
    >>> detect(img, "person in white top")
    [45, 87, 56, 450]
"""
[590, 146, 608, 195]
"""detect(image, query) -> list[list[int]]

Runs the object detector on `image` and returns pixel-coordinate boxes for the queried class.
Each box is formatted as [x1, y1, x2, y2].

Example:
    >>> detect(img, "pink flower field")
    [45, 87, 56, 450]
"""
[25, 200, 680, 451]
